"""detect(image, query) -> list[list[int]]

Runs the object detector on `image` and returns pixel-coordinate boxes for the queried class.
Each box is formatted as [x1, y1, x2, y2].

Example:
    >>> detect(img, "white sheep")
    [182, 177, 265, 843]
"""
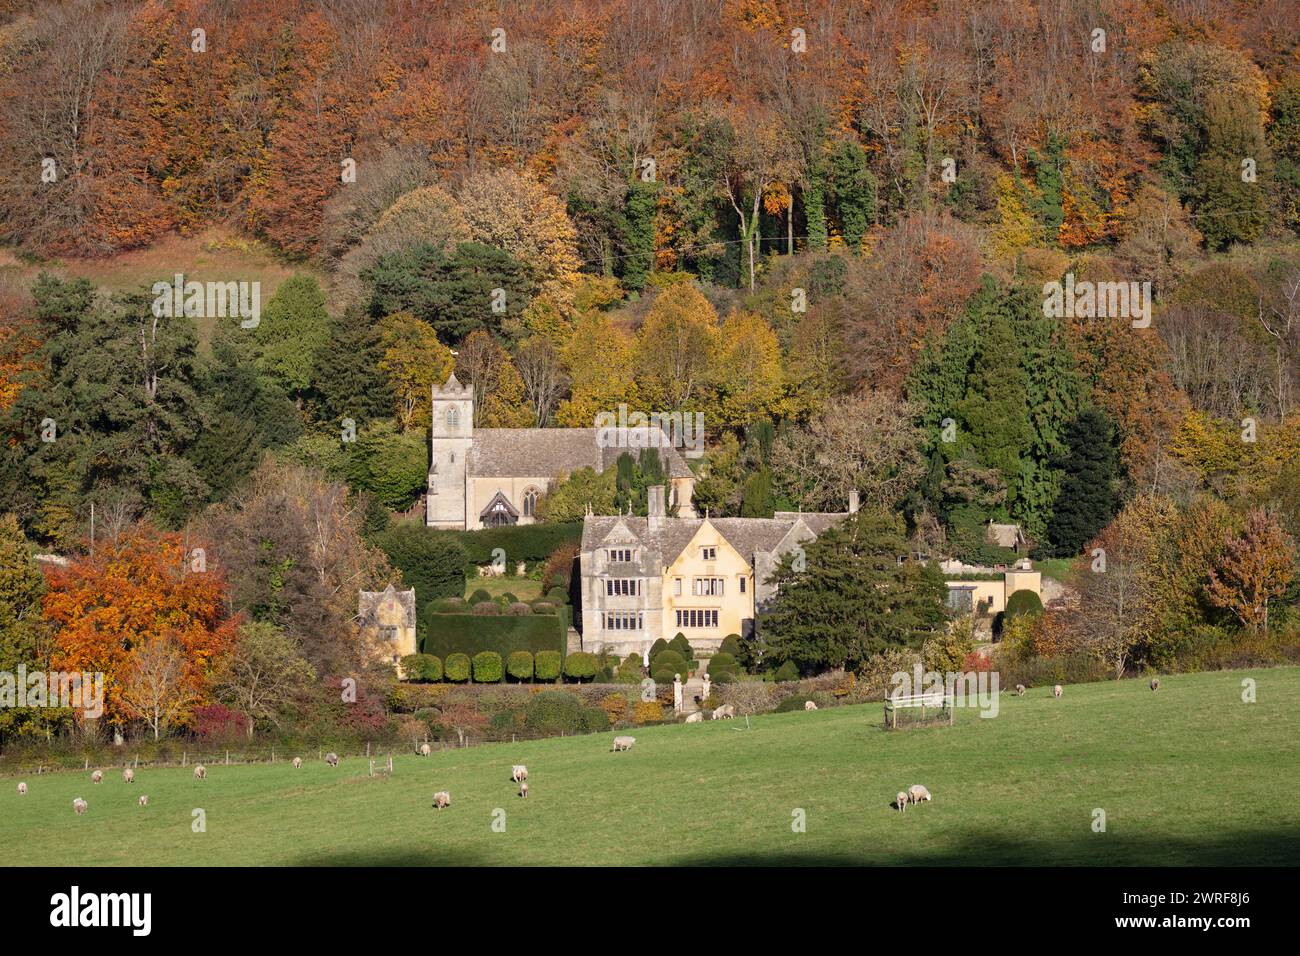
[432, 790, 451, 809]
[907, 784, 932, 805]
[72, 797, 88, 815]
[138, 794, 148, 807]
[684, 712, 704, 723]
[17, 782, 27, 795]
[122, 768, 135, 784]
[804, 700, 818, 711]
[1054, 684, 1063, 699]
[511, 765, 528, 783]
[419, 743, 431, 757]
[292, 757, 302, 769]
[712, 704, 736, 719]
[611, 735, 636, 752]
[519, 782, 528, 799]
[325, 752, 339, 767]
[1015, 684, 1026, 696]
[193, 765, 207, 780]
[1150, 677, 1160, 691]
[895, 791, 908, 812]
[90, 770, 103, 784]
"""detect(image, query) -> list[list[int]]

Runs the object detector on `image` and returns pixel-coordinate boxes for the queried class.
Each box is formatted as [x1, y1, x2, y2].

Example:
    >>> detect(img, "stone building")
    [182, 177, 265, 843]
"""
[426, 374, 696, 530]
[357, 584, 417, 672]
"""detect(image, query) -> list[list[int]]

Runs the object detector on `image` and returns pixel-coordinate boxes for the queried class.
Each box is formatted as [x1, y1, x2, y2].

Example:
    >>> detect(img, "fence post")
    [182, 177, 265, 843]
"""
[183, 751, 187, 767]
[225, 750, 230, 765]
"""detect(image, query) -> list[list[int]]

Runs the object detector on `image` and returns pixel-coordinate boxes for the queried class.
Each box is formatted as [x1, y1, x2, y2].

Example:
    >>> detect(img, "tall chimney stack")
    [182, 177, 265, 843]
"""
[648, 485, 666, 531]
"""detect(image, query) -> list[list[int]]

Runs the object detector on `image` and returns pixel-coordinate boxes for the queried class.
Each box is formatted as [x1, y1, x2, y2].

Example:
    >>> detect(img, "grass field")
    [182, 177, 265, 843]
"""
[2, 667, 1298, 866]
[465, 577, 543, 601]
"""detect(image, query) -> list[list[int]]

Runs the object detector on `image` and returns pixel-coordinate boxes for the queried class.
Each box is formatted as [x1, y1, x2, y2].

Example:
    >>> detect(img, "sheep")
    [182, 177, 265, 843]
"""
[907, 784, 932, 805]
[138, 795, 149, 807]
[684, 712, 705, 723]
[90, 770, 103, 784]
[511, 765, 528, 783]
[73, 797, 88, 815]
[712, 704, 736, 720]
[895, 791, 908, 812]
[419, 743, 431, 757]
[611, 735, 636, 752]
[1150, 677, 1160, 692]
[325, 752, 339, 767]
[1054, 684, 1063, 699]
[804, 700, 818, 711]
[122, 768, 135, 784]
[291, 757, 302, 769]
[519, 782, 528, 799]
[16, 782, 27, 796]
[432, 790, 451, 809]
[1015, 684, 1026, 696]
[193, 765, 207, 780]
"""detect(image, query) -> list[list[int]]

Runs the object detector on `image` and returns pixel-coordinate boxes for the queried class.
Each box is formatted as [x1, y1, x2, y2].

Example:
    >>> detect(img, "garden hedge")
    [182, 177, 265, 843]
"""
[507, 651, 534, 682]
[430, 523, 582, 566]
[373, 524, 467, 601]
[564, 651, 597, 682]
[420, 608, 566, 661]
[472, 651, 504, 683]
[445, 653, 471, 682]
[535, 649, 563, 682]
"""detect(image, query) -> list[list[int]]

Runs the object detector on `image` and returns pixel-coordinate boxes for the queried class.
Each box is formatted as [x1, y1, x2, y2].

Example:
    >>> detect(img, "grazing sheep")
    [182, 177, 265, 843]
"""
[325, 752, 339, 767]
[895, 791, 908, 812]
[1054, 684, 1063, 699]
[73, 797, 88, 815]
[511, 765, 528, 783]
[519, 782, 528, 799]
[193, 765, 206, 780]
[684, 712, 704, 723]
[804, 700, 818, 711]
[419, 743, 431, 757]
[1150, 678, 1160, 691]
[432, 791, 451, 809]
[122, 768, 135, 784]
[90, 770, 103, 784]
[138, 795, 148, 807]
[611, 735, 636, 752]
[907, 784, 932, 805]
[1015, 684, 1026, 696]
[17, 782, 27, 795]
[291, 757, 302, 769]
[712, 704, 736, 720]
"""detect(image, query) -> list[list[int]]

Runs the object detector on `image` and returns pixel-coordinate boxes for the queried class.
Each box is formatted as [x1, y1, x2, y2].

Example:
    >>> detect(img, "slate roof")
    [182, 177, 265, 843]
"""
[467, 428, 692, 479]
[357, 584, 416, 627]
[581, 514, 846, 569]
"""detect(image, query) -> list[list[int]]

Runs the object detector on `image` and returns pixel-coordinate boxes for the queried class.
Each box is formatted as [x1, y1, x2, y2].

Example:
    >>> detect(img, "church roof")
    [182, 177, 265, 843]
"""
[468, 428, 692, 479]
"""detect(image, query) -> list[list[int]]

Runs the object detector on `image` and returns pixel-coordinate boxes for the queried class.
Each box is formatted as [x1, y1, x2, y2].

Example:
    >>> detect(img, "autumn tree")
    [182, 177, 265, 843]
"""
[1206, 509, 1296, 633]
[213, 621, 317, 738]
[634, 282, 720, 409]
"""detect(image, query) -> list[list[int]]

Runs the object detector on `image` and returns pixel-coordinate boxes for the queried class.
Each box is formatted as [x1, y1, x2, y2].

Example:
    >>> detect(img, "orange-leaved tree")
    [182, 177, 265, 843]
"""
[42, 523, 238, 732]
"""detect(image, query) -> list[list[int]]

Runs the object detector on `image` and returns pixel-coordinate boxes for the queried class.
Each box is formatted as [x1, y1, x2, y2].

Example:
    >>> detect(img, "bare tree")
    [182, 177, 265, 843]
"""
[119, 633, 197, 741]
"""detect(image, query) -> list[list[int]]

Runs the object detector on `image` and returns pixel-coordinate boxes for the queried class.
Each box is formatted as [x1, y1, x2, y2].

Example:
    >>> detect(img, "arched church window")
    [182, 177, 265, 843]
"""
[523, 487, 539, 517]
[447, 406, 460, 429]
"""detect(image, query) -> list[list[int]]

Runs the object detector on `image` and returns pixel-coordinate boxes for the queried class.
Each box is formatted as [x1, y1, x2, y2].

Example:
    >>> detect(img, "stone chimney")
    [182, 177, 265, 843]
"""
[648, 484, 666, 531]
[848, 489, 859, 514]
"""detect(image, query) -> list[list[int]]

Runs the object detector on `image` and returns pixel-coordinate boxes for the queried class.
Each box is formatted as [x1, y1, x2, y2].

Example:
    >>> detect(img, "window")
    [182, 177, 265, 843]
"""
[607, 548, 636, 563]
[447, 407, 459, 429]
[693, 577, 724, 596]
[379, 625, 398, 643]
[523, 487, 539, 517]
[739, 577, 747, 594]
[701, 546, 717, 561]
[674, 609, 718, 629]
[605, 578, 641, 597]
[673, 577, 682, 596]
[603, 611, 643, 631]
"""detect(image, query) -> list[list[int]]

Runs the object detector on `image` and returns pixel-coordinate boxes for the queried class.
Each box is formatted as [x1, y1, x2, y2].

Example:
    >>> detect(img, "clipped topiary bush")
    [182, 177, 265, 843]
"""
[469, 588, 492, 604]
[472, 600, 502, 615]
[616, 653, 644, 683]
[507, 650, 534, 682]
[668, 633, 694, 659]
[500, 591, 519, 605]
[709, 652, 739, 675]
[546, 586, 568, 604]
[564, 651, 597, 682]
[1006, 589, 1044, 618]
[649, 637, 669, 659]
[400, 653, 442, 682]
[531, 601, 555, 613]
[718, 634, 742, 657]
[774, 660, 799, 682]
[507, 602, 533, 615]
[651, 649, 686, 678]
[444, 653, 471, 683]
[535, 649, 563, 682]
[523, 690, 588, 735]
[472, 651, 504, 683]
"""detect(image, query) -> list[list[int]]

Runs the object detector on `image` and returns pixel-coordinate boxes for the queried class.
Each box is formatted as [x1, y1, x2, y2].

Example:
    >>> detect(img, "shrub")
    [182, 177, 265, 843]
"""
[429, 597, 466, 612]
[500, 591, 519, 604]
[472, 600, 502, 615]
[472, 651, 504, 683]
[400, 653, 442, 682]
[507, 651, 534, 682]
[668, 633, 694, 659]
[616, 653, 644, 683]
[434, 522, 582, 566]
[598, 691, 631, 724]
[711, 670, 737, 684]
[373, 525, 467, 601]
[421, 611, 565, 661]
[564, 651, 597, 682]
[444, 653, 471, 683]
[1006, 589, 1045, 618]
[773, 660, 799, 682]
[531, 601, 555, 613]
[523, 691, 589, 735]
[719, 634, 742, 657]
[541, 542, 579, 594]
[507, 601, 533, 615]
[649, 637, 669, 659]
[650, 668, 676, 685]
[545, 586, 568, 604]
[535, 649, 563, 682]
[775, 694, 815, 713]
[633, 700, 668, 724]
[468, 588, 493, 604]
[708, 652, 739, 678]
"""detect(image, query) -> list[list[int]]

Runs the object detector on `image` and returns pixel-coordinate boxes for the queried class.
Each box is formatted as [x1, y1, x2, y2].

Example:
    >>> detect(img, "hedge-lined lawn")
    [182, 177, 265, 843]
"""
[464, 577, 543, 601]
[3, 667, 1298, 866]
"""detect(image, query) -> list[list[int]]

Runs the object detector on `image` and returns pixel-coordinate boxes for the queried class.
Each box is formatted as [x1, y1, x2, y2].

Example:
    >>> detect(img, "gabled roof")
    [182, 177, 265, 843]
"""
[357, 584, 416, 627]
[467, 427, 693, 479]
[581, 513, 848, 569]
[480, 490, 520, 520]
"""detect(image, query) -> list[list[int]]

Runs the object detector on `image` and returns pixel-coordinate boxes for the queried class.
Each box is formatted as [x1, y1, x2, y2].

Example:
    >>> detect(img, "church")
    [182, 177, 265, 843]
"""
[425, 374, 698, 530]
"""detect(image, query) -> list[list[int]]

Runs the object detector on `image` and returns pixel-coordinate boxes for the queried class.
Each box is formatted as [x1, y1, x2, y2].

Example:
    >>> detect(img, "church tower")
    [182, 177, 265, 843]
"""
[426, 373, 474, 528]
